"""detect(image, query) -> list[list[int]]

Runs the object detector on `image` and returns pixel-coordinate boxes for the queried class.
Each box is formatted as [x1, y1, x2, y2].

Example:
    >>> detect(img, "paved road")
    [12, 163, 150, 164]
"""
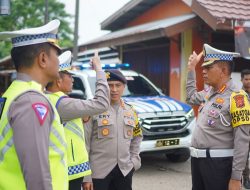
[133, 152, 192, 190]
[133, 153, 250, 190]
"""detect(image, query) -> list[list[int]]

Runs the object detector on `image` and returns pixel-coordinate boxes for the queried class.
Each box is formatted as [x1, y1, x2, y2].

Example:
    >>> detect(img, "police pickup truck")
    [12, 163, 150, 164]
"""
[70, 66, 195, 162]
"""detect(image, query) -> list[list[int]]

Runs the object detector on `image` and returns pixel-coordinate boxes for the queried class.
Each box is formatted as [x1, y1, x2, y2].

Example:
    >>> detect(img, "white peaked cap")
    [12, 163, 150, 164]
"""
[58, 50, 73, 73]
[202, 44, 240, 67]
[0, 19, 61, 49]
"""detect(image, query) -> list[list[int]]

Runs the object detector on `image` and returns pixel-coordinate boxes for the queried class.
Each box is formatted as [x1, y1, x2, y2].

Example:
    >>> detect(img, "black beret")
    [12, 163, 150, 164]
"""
[105, 69, 127, 84]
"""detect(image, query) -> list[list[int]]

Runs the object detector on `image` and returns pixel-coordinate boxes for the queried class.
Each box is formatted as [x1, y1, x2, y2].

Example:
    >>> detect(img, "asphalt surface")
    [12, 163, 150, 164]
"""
[133, 152, 192, 190]
[133, 153, 250, 190]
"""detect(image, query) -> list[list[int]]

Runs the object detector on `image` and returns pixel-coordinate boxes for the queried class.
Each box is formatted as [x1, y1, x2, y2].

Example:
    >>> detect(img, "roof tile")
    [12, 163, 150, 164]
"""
[197, 0, 250, 20]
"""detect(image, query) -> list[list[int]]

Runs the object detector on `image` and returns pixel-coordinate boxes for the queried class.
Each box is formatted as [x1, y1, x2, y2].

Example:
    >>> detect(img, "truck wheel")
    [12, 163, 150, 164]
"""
[166, 148, 190, 162]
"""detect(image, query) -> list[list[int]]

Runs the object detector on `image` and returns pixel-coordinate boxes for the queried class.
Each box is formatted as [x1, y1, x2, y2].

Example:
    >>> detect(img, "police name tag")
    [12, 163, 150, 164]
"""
[0, 97, 7, 119]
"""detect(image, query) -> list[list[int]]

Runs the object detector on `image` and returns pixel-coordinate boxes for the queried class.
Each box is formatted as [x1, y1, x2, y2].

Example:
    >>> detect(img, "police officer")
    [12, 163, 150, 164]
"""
[82, 69, 143, 190]
[186, 44, 250, 190]
[241, 69, 250, 189]
[46, 50, 110, 190]
[0, 20, 68, 190]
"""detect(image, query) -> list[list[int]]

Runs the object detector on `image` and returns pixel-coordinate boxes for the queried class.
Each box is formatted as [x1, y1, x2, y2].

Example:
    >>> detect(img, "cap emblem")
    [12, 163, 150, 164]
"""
[106, 72, 110, 79]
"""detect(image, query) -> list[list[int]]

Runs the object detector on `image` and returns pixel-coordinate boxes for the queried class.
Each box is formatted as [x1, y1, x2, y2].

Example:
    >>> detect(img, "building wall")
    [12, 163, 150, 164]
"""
[169, 34, 181, 100]
[127, 0, 192, 27]
[122, 0, 193, 100]
[190, 26, 212, 115]
[180, 29, 192, 101]
[123, 39, 170, 95]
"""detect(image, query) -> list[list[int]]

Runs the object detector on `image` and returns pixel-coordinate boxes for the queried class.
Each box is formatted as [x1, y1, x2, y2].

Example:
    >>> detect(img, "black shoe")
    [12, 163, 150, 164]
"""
[244, 179, 250, 189]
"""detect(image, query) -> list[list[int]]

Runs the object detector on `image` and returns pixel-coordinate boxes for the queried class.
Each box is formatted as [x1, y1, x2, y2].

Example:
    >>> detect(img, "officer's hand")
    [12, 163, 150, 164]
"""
[90, 51, 102, 72]
[82, 182, 94, 190]
[187, 51, 203, 71]
[82, 116, 90, 124]
[228, 179, 241, 190]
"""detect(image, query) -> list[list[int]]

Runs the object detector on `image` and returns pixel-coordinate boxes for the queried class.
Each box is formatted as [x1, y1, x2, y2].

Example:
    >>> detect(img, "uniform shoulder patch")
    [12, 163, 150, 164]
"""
[0, 97, 7, 119]
[32, 103, 49, 126]
[230, 90, 250, 128]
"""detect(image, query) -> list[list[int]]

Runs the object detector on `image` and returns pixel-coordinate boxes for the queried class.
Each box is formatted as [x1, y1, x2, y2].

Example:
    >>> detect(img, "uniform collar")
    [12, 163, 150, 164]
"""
[16, 72, 43, 91]
[16, 72, 33, 82]
[207, 79, 232, 98]
[214, 79, 235, 94]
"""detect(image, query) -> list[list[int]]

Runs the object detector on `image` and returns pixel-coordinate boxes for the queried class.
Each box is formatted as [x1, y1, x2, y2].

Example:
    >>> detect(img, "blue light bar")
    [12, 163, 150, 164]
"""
[73, 63, 131, 70]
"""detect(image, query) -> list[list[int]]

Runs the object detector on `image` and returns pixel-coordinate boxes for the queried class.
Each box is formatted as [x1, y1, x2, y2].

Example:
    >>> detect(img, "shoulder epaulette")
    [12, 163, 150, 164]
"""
[124, 101, 133, 108]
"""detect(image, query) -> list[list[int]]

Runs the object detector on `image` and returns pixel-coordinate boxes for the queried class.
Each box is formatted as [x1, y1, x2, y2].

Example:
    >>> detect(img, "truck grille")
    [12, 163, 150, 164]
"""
[138, 113, 190, 136]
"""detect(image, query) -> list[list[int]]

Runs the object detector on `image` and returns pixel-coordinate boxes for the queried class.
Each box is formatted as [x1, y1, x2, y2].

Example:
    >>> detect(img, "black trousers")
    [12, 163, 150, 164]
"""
[92, 165, 134, 190]
[191, 157, 233, 190]
[69, 177, 84, 190]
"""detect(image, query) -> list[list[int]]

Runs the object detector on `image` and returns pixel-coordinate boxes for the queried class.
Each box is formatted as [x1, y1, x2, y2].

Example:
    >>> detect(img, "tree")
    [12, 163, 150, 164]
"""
[0, 0, 73, 59]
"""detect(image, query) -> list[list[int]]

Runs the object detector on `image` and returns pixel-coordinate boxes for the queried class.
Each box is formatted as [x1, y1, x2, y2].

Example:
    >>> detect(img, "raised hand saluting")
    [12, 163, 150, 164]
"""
[188, 51, 203, 71]
[90, 51, 102, 72]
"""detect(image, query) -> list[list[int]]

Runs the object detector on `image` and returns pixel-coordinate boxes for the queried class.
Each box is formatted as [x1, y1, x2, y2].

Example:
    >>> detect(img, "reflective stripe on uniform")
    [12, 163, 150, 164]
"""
[0, 80, 68, 190]
[51, 126, 67, 147]
[0, 138, 13, 162]
[0, 122, 10, 141]
[68, 161, 90, 175]
[47, 91, 91, 180]
[65, 121, 84, 140]
[49, 141, 66, 166]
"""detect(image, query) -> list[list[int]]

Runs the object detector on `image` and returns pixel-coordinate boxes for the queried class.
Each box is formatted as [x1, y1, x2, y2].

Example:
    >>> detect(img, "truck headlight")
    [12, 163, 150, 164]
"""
[185, 109, 194, 120]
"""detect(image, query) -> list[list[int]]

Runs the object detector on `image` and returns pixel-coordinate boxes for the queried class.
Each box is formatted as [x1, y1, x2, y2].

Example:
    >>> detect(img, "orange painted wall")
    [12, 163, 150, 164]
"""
[192, 30, 204, 91]
[192, 26, 212, 91]
[127, 0, 192, 27]
[125, 0, 192, 100]
[192, 29, 204, 115]
[169, 35, 181, 100]
[191, 27, 212, 115]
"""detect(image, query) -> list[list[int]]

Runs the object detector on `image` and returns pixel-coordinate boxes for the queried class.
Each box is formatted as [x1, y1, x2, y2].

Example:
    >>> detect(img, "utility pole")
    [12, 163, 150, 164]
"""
[44, 0, 48, 24]
[73, 0, 79, 61]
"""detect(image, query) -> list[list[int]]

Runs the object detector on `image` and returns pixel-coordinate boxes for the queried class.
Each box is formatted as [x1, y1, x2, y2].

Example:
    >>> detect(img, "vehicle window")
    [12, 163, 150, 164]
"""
[70, 77, 86, 99]
[87, 75, 159, 97]
[124, 76, 159, 97]
[87, 76, 97, 95]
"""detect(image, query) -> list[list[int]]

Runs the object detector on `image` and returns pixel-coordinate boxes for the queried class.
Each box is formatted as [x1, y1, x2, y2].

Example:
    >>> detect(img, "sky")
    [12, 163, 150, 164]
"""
[62, 0, 130, 45]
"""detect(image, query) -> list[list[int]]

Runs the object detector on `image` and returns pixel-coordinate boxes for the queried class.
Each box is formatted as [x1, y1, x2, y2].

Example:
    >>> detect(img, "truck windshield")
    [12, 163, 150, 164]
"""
[88, 75, 160, 97]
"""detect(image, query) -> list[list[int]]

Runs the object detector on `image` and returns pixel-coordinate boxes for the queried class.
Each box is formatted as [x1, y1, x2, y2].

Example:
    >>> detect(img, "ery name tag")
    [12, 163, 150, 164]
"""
[156, 138, 180, 147]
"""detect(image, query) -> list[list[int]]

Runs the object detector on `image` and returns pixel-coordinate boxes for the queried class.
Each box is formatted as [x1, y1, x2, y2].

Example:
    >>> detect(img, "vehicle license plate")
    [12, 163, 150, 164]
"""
[156, 139, 180, 147]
